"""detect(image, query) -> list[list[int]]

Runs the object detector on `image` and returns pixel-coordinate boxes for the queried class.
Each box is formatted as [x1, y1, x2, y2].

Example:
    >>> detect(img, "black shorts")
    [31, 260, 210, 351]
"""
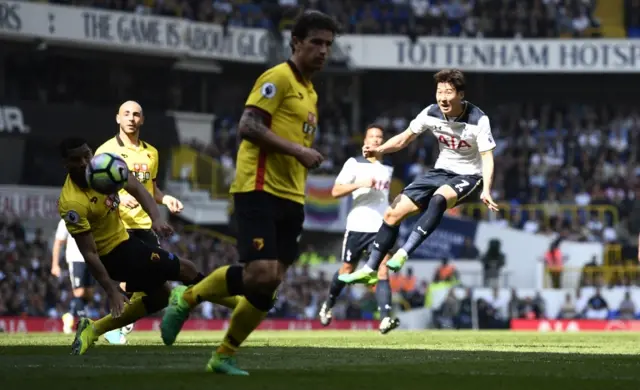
[100, 236, 181, 293]
[68, 261, 95, 289]
[127, 229, 161, 248]
[402, 168, 482, 210]
[340, 231, 375, 264]
[233, 191, 305, 265]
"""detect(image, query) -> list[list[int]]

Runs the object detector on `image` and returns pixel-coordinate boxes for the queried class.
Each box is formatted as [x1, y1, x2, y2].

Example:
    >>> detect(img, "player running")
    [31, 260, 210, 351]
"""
[51, 219, 124, 343]
[340, 69, 499, 285]
[58, 137, 210, 355]
[318, 124, 400, 334]
[160, 10, 339, 376]
[91, 100, 190, 342]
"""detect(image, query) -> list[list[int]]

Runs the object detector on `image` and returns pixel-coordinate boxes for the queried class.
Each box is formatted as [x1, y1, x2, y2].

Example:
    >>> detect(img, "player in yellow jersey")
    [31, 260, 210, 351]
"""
[93, 100, 186, 343]
[161, 10, 339, 375]
[57, 137, 206, 355]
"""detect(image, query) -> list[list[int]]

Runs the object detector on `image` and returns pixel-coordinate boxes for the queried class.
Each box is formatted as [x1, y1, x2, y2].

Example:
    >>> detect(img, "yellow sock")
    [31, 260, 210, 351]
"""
[217, 297, 267, 355]
[183, 265, 236, 307]
[210, 296, 239, 310]
[93, 296, 147, 336]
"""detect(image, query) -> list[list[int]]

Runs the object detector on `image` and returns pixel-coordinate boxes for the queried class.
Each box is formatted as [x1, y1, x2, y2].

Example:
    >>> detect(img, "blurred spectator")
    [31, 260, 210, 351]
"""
[433, 258, 460, 283]
[459, 237, 479, 259]
[557, 292, 578, 319]
[618, 291, 636, 319]
[584, 287, 609, 319]
[481, 239, 505, 288]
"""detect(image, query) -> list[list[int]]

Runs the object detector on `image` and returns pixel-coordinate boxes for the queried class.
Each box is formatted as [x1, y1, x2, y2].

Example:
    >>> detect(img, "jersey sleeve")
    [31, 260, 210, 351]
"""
[58, 200, 91, 236]
[245, 67, 290, 117]
[54, 219, 69, 241]
[476, 115, 496, 153]
[408, 105, 438, 135]
[334, 158, 357, 184]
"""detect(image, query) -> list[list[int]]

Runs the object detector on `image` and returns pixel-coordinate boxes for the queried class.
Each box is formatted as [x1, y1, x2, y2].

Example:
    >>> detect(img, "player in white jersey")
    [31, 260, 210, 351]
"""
[340, 69, 499, 285]
[51, 219, 129, 344]
[318, 125, 400, 334]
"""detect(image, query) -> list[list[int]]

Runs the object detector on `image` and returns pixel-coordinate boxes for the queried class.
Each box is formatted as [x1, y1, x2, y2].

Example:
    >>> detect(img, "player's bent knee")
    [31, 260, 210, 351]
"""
[244, 291, 276, 312]
[73, 288, 86, 298]
[434, 186, 458, 209]
[384, 194, 419, 225]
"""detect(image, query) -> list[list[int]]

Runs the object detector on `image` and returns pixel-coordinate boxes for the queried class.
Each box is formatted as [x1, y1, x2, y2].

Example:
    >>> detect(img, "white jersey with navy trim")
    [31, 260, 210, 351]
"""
[54, 219, 84, 263]
[408, 101, 496, 176]
[334, 156, 393, 233]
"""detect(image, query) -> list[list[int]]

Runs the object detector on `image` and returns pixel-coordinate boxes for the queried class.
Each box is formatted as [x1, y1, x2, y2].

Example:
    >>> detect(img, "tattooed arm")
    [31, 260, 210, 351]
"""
[239, 107, 305, 156]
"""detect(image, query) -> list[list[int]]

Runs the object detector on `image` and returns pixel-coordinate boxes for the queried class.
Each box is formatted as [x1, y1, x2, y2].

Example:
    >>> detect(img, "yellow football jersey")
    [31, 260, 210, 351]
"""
[95, 135, 159, 230]
[58, 175, 129, 256]
[230, 60, 318, 205]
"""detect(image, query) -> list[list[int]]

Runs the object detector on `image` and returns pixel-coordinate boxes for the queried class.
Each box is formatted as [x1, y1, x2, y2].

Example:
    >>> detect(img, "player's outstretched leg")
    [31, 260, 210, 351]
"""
[377, 255, 400, 334]
[339, 195, 418, 285]
[388, 190, 454, 272]
[320, 262, 356, 326]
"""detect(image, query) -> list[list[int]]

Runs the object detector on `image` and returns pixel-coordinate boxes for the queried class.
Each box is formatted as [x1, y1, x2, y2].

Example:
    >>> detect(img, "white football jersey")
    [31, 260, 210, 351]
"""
[409, 102, 496, 176]
[54, 219, 84, 263]
[334, 156, 394, 233]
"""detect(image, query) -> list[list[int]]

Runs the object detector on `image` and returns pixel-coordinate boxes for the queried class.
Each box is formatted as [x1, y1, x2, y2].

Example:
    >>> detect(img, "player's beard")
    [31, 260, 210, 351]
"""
[70, 168, 89, 189]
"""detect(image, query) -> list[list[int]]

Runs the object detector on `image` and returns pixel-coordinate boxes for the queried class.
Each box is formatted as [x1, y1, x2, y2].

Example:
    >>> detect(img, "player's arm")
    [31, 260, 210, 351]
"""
[73, 231, 117, 292]
[240, 69, 306, 156]
[59, 205, 115, 293]
[331, 158, 373, 198]
[375, 129, 418, 155]
[375, 108, 433, 155]
[477, 116, 499, 211]
[124, 173, 163, 222]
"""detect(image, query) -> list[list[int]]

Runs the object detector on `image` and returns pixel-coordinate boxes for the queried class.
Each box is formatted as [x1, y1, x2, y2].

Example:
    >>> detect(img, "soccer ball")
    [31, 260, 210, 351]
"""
[85, 153, 129, 194]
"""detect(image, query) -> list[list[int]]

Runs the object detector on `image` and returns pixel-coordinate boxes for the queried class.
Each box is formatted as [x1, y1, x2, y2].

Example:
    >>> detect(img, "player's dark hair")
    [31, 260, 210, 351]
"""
[290, 10, 340, 53]
[365, 124, 385, 133]
[59, 137, 89, 158]
[434, 69, 466, 92]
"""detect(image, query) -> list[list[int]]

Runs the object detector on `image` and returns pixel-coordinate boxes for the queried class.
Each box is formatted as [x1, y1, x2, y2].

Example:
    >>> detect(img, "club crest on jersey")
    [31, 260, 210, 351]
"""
[132, 163, 151, 183]
[303, 112, 317, 135]
[307, 112, 317, 125]
[105, 194, 120, 210]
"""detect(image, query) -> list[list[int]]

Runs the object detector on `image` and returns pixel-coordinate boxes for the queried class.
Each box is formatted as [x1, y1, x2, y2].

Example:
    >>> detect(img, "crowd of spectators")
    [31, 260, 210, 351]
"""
[48, 0, 613, 38]
[433, 286, 640, 329]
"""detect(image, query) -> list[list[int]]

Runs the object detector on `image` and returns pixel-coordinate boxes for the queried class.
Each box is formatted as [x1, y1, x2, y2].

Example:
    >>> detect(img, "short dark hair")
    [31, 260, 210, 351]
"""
[59, 137, 88, 158]
[290, 10, 340, 52]
[434, 69, 466, 92]
[365, 123, 385, 133]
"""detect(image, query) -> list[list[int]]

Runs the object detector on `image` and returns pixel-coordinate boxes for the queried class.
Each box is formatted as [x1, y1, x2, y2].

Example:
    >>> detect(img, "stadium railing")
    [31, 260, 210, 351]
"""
[170, 145, 229, 199]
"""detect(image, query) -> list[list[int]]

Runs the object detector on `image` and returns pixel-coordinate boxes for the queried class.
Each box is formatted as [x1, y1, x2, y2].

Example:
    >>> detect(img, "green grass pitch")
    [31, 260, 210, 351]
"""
[1, 330, 639, 390]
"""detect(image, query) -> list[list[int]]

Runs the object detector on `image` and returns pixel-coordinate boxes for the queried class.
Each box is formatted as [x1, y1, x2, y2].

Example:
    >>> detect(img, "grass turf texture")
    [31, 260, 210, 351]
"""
[1, 330, 639, 390]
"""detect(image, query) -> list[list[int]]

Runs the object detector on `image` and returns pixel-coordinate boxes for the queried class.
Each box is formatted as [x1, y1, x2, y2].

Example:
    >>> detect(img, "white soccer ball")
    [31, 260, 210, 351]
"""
[85, 153, 129, 194]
